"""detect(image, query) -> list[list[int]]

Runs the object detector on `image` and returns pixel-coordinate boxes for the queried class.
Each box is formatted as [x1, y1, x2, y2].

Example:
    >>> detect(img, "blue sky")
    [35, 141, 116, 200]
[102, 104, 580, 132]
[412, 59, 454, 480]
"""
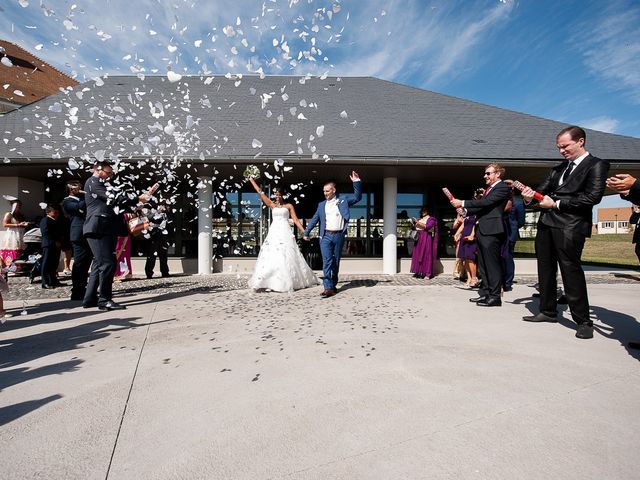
[1, 0, 639, 210]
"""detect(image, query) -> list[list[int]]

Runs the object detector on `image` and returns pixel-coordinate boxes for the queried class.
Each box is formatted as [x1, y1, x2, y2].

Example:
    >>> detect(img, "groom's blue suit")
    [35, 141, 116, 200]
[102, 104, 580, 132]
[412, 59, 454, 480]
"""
[304, 180, 362, 291]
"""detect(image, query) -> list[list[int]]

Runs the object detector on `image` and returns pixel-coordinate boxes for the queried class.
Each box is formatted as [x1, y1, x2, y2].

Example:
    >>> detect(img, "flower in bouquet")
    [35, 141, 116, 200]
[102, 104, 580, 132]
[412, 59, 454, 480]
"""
[243, 165, 261, 179]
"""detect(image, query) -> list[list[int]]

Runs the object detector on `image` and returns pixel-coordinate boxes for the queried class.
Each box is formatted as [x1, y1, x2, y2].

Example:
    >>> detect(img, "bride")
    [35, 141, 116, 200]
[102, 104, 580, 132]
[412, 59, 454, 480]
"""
[247, 176, 319, 292]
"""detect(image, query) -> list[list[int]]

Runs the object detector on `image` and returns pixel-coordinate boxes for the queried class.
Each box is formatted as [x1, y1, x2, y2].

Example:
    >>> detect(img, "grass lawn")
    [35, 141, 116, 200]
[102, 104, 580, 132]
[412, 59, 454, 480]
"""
[515, 233, 639, 268]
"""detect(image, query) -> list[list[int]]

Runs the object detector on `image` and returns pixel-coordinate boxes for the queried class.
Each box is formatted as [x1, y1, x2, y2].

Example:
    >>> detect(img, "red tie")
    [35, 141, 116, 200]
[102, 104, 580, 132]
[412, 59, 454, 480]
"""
[483, 186, 491, 198]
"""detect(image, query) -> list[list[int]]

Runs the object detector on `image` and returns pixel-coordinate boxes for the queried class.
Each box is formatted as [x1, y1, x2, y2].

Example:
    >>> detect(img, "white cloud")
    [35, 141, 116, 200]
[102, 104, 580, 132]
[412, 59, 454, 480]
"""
[579, 3, 640, 103]
[0, 0, 516, 87]
[316, 0, 515, 87]
[580, 116, 620, 134]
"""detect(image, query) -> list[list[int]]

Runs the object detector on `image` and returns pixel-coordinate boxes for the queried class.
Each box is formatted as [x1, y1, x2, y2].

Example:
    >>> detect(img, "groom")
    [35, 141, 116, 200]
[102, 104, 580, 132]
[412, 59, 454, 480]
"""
[304, 171, 362, 297]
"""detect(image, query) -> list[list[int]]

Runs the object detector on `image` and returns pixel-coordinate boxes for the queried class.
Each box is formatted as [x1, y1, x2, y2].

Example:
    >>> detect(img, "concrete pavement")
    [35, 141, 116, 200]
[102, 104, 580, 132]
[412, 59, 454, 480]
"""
[1, 273, 640, 479]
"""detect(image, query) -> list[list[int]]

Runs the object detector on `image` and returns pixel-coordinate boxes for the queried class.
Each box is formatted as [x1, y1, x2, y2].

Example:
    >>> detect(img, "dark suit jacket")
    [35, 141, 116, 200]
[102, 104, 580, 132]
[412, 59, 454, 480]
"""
[62, 195, 87, 242]
[463, 181, 511, 235]
[536, 154, 609, 237]
[507, 197, 526, 243]
[40, 216, 61, 248]
[622, 179, 640, 205]
[83, 175, 133, 238]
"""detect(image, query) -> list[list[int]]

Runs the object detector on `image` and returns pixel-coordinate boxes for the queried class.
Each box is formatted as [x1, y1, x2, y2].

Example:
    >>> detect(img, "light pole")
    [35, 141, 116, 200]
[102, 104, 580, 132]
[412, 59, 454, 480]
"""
[615, 214, 618, 234]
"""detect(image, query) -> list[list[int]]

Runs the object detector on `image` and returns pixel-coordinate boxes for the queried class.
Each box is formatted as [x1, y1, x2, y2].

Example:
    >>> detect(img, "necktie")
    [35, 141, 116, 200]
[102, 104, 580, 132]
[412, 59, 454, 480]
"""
[561, 161, 575, 183]
[483, 186, 491, 198]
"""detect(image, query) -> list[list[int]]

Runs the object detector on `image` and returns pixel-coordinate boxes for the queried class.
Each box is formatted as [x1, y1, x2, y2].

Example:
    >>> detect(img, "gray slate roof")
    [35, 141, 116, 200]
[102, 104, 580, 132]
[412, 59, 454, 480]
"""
[1, 75, 639, 166]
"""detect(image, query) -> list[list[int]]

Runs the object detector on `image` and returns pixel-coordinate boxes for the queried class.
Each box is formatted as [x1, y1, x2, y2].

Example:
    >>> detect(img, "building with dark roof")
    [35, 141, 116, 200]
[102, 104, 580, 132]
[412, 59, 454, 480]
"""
[0, 40, 79, 114]
[1, 74, 639, 273]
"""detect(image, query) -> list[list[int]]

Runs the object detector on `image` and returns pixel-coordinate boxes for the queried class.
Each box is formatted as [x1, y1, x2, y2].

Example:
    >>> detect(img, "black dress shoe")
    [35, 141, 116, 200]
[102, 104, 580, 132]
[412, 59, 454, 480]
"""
[628, 342, 640, 350]
[469, 296, 487, 303]
[503, 286, 513, 292]
[557, 294, 568, 305]
[575, 324, 594, 339]
[98, 301, 126, 311]
[522, 313, 558, 323]
[83, 302, 98, 308]
[41, 284, 53, 289]
[477, 298, 502, 307]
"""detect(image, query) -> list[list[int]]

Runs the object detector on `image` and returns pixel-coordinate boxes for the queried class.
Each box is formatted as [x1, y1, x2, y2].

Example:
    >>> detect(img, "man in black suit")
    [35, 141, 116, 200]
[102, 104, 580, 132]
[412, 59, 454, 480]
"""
[607, 173, 640, 349]
[40, 205, 63, 289]
[145, 204, 172, 279]
[522, 126, 609, 339]
[62, 180, 91, 301]
[451, 163, 511, 307]
[83, 161, 152, 311]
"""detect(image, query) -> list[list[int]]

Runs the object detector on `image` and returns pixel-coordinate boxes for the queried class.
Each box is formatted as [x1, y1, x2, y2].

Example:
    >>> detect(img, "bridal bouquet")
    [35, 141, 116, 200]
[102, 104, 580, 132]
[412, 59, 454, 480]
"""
[243, 165, 260, 179]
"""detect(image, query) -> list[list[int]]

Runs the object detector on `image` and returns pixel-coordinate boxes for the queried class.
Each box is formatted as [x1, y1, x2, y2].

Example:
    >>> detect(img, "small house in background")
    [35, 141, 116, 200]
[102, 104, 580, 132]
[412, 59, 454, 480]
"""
[0, 40, 78, 114]
[597, 207, 633, 234]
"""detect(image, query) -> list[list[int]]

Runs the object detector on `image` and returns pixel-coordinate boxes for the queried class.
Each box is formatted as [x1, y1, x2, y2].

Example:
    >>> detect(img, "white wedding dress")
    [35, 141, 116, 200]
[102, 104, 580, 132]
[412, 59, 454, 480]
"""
[248, 207, 320, 292]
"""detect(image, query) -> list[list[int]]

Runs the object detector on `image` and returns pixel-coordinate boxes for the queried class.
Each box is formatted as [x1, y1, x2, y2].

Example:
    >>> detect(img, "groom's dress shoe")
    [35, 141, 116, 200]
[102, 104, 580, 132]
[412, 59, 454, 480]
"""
[320, 289, 336, 298]
[522, 313, 558, 323]
[477, 298, 501, 307]
[469, 296, 487, 303]
[575, 323, 594, 339]
[98, 301, 126, 311]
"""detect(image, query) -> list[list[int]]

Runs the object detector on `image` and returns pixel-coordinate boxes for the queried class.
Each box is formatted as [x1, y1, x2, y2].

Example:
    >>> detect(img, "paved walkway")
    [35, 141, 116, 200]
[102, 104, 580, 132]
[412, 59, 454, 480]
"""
[1, 273, 640, 479]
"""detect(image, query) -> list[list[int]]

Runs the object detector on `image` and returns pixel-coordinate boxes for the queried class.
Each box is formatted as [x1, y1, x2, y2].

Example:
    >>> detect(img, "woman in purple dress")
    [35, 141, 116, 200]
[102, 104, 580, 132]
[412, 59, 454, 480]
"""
[410, 206, 439, 279]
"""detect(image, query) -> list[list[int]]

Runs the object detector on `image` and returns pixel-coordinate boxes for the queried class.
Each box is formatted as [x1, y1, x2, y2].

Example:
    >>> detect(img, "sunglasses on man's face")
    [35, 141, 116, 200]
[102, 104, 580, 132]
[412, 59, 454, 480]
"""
[483, 171, 494, 176]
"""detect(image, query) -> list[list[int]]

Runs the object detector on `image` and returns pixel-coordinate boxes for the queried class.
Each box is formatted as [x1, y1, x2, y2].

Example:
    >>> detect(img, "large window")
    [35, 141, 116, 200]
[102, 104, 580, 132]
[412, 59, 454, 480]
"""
[210, 191, 264, 256]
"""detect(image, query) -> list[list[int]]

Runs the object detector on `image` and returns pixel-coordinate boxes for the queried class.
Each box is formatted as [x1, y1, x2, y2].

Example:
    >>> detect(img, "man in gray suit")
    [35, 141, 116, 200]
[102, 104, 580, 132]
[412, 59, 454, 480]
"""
[83, 161, 153, 311]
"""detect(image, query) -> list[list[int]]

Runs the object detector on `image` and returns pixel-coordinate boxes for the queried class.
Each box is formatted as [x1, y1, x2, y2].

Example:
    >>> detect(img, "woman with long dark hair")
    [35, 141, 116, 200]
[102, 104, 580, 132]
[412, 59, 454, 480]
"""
[247, 176, 319, 292]
[410, 206, 438, 279]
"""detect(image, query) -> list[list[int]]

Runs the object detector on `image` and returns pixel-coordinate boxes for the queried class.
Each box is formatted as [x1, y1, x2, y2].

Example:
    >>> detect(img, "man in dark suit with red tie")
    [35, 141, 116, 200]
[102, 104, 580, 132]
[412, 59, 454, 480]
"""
[451, 163, 511, 307]
[521, 126, 609, 340]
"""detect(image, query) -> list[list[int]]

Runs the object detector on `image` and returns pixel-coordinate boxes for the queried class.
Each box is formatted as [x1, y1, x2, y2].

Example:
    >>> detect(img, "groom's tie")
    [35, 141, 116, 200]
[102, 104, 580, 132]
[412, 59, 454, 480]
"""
[561, 161, 575, 184]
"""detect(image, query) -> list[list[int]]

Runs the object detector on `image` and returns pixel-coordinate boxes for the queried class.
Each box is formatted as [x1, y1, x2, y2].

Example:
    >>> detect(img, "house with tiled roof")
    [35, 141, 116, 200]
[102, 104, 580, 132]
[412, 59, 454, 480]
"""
[597, 207, 634, 234]
[0, 40, 78, 114]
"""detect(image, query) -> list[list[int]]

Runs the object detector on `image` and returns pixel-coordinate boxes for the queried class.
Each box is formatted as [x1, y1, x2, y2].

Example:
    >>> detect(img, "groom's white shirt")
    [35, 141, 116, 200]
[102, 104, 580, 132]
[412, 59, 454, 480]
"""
[324, 197, 344, 230]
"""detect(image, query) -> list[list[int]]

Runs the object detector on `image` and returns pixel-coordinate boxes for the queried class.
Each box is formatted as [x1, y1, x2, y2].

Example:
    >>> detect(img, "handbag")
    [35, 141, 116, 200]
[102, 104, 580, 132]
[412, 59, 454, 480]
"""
[128, 215, 149, 236]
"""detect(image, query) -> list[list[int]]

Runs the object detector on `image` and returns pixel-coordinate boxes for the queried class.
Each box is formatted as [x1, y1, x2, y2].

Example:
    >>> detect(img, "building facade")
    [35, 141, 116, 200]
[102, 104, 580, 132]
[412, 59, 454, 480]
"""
[2, 74, 640, 273]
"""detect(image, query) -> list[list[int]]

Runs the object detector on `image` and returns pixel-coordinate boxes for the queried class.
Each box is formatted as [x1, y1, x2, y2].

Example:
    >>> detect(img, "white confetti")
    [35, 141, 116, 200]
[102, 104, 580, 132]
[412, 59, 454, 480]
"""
[167, 45, 178, 53]
[167, 71, 182, 83]
[340, 111, 348, 119]
[1, 57, 13, 67]
[39, 202, 48, 209]
[222, 25, 236, 37]
[68, 158, 80, 170]
[19, 0, 29, 7]
[13, 90, 24, 97]
[316, 125, 325, 137]
[63, 19, 76, 31]
[252, 139, 262, 148]
[34, 44, 43, 50]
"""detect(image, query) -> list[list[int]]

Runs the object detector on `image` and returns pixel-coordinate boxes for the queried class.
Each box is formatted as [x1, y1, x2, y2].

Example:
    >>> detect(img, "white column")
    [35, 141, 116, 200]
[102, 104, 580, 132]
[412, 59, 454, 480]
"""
[383, 175, 398, 275]
[197, 176, 213, 275]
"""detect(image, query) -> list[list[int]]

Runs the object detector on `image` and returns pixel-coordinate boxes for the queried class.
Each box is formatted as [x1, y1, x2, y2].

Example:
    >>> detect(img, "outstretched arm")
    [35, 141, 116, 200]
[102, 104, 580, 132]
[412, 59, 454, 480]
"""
[287, 204, 305, 234]
[249, 177, 274, 209]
